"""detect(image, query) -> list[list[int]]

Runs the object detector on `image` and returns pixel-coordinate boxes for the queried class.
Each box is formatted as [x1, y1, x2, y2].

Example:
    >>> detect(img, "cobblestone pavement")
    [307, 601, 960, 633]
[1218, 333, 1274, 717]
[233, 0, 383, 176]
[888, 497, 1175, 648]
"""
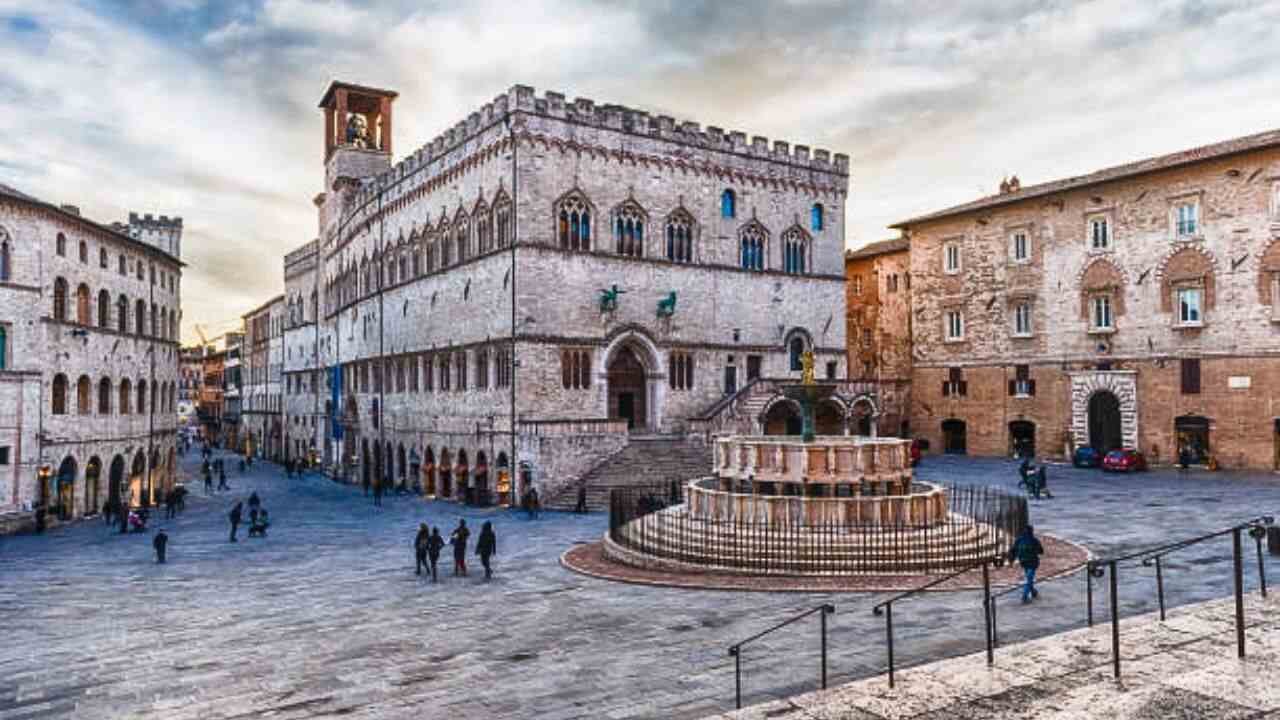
[0, 452, 1277, 719]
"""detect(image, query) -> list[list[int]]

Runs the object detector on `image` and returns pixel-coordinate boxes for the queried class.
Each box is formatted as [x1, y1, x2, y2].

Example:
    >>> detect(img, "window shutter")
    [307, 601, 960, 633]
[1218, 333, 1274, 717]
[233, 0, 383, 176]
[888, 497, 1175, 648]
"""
[959, 381, 968, 397]
[942, 381, 950, 397]
[1028, 379, 1037, 396]
[1008, 379, 1016, 396]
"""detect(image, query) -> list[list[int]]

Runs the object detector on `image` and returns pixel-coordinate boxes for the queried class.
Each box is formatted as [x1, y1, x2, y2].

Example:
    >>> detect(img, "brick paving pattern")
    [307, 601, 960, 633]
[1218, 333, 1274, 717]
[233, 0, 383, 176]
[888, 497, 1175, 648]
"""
[0, 452, 1276, 719]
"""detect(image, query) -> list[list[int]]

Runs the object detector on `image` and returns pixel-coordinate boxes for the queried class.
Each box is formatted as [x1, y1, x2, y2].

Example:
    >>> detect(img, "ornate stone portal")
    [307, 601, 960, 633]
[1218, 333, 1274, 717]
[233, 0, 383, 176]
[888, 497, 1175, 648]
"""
[1069, 370, 1139, 451]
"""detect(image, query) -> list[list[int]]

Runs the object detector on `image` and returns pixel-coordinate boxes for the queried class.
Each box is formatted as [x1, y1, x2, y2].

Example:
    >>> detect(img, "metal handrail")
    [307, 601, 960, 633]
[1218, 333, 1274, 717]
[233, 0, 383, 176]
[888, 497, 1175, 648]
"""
[727, 603, 835, 710]
[872, 558, 1001, 688]
[1084, 516, 1274, 679]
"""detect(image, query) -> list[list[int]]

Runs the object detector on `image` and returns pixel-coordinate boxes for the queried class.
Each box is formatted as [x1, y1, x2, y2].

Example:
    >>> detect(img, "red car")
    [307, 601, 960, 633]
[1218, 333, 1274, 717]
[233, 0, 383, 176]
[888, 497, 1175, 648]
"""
[1102, 448, 1147, 473]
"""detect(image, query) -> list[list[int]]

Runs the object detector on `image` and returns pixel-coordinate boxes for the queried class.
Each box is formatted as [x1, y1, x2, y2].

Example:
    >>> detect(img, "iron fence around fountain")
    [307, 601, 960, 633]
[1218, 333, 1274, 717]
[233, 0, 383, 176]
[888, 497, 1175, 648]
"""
[608, 482, 1028, 576]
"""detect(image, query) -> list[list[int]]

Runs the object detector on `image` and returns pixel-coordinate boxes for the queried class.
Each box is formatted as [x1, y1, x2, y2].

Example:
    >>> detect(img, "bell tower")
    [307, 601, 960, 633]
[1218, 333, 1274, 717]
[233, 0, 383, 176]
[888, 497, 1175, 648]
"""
[317, 81, 398, 239]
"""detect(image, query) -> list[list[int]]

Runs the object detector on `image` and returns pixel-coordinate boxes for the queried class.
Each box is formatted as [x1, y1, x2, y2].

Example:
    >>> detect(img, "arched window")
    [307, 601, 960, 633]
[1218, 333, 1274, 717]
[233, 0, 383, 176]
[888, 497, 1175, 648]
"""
[119, 378, 131, 415]
[556, 193, 591, 251]
[495, 194, 513, 248]
[137, 380, 146, 415]
[811, 204, 824, 231]
[424, 233, 437, 273]
[170, 309, 177, 340]
[613, 202, 645, 258]
[789, 337, 806, 371]
[782, 227, 809, 275]
[560, 349, 592, 389]
[475, 348, 489, 390]
[475, 201, 492, 254]
[97, 290, 110, 327]
[666, 209, 695, 263]
[135, 299, 146, 335]
[151, 303, 158, 336]
[439, 225, 453, 267]
[117, 295, 128, 333]
[76, 375, 91, 414]
[118, 255, 126, 275]
[52, 277, 68, 320]
[739, 223, 766, 271]
[721, 189, 736, 219]
[387, 253, 397, 286]
[99, 248, 107, 269]
[76, 283, 91, 324]
[56, 233, 66, 256]
[51, 373, 68, 414]
[97, 377, 111, 414]
[0, 236, 11, 281]
[411, 247, 421, 276]
[78, 241, 88, 263]
[455, 213, 470, 264]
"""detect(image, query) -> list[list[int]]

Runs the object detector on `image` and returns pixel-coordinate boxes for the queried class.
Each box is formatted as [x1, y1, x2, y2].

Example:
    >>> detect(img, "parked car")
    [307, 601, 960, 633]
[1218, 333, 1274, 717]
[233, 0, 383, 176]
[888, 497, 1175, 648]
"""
[910, 438, 923, 467]
[1072, 446, 1101, 468]
[1102, 448, 1148, 473]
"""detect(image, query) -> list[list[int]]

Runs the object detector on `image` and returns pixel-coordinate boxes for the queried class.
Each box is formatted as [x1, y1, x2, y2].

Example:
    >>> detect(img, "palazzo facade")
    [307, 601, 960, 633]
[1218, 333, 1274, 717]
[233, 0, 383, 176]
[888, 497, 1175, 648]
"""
[896, 128, 1280, 469]
[0, 183, 182, 531]
[283, 81, 851, 503]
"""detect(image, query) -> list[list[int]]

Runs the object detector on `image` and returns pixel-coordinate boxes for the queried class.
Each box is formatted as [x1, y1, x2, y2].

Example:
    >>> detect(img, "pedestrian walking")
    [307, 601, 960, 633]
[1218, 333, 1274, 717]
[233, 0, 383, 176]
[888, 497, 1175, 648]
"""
[1008, 525, 1045, 603]
[362, 473, 370, 497]
[248, 491, 261, 511]
[476, 521, 497, 580]
[450, 519, 470, 576]
[529, 486, 540, 520]
[217, 467, 228, 492]
[373, 479, 384, 507]
[427, 527, 444, 582]
[574, 483, 588, 514]
[153, 528, 169, 563]
[103, 499, 113, 526]
[414, 523, 430, 576]
[239, 458, 246, 475]
[229, 501, 243, 543]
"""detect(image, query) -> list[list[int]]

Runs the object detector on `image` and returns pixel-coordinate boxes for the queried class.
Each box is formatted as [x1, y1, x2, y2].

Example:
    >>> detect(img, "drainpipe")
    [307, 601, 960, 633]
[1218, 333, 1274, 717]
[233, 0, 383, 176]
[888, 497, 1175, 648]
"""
[504, 112, 518, 503]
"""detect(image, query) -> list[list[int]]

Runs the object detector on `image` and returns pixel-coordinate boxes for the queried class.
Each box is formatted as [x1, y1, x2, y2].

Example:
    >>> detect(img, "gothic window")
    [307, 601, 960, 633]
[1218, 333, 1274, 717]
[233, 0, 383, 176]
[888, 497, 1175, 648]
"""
[56, 233, 66, 257]
[51, 373, 68, 415]
[455, 212, 470, 264]
[665, 209, 695, 263]
[556, 192, 592, 251]
[668, 352, 694, 390]
[394, 358, 405, 393]
[136, 381, 146, 415]
[495, 194, 512, 248]
[811, 204, 824, 231]
[119, 378, 132, 415]
[387, 254, 397, 286]
[455, 351, 468, 391]
[78, 241, 87, 264]
[476, 202, 492, 254]
[496, 346, 511, 388]
[560, 349, 591, 389]
[117, 295, 128, 333]
[614, 202, 645, 258]
[789, 337, 805, 371]
[439, 354, 451, 391]
[135, 299, 146, 335]
[76, 283, 90, 324]
[476, 348, 489, 390]
[150, 302, 158, 336]
[398, 250, 408, 282]
[721, 189, 736, 219]
[118, 255, 126, 275]
[408, 356, 419, 392]
[52, 277, 68, 320]
[782, 227, 809, 275]
[1, 236, 11, 281]
[412, 247, 421, 276]
[739, 223, 766, 271]
[440, 227, 453, 267]
[373, 359, 384, 393]
[98, 377, 111, 414]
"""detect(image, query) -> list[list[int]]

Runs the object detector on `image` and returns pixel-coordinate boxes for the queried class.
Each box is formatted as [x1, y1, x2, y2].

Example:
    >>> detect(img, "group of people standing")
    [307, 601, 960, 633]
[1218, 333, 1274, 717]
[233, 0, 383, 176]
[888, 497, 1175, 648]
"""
[228, 491, 271, 542]
[414, 520, 497, 581]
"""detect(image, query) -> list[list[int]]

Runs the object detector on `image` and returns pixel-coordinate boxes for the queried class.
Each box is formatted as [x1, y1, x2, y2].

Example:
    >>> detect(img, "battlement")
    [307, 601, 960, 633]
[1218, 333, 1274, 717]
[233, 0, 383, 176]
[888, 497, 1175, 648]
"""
[284, 239, 318, 266]
[353, 84, 849, 212]
[128, 212, 183, 229]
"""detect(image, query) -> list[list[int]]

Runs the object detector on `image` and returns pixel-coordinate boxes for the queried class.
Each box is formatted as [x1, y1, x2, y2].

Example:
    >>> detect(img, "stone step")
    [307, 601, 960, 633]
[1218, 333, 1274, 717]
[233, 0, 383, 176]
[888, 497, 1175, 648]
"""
[545, 439, 712, 511]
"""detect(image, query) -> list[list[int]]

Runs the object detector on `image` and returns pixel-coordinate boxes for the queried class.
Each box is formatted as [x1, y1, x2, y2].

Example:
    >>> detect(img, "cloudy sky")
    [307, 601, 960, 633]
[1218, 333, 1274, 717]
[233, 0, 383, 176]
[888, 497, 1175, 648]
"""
[2, 0, 1278, 343]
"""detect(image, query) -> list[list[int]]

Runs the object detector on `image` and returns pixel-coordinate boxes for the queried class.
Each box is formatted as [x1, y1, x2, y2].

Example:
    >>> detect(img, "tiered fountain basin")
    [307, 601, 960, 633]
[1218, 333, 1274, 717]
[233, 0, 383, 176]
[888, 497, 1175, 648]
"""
[713, 435, 915, 497]
[687, 477, 947, 528]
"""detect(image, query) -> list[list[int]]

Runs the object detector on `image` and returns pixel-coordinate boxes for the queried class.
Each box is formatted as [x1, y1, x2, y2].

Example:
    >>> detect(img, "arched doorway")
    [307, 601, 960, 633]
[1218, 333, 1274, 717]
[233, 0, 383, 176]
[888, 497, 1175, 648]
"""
[1009, 421, 1036, 458]
[763, 399, 802, 436]
[85, 456, 101, 516]
[1175, 415, 1211, 464]
[496, 452, 511, 506]
[423, 447, 437, 496]
[108, 455, 125, 510]
[130, 452, 146, 507]
[607, 346, 648, 431]
[457, 450, 471, 505]
[361, 439, 371, 488]
[438, 449, 452, 498]
[850, 398, 876, 436]
[815, 400, 845, 436]
[150, 449, 162, 504]
[474, 451, 490, 506]
[942, 419, 967, 454]
[55, 456, 77, 521]
[1088, 391, 1122, 453]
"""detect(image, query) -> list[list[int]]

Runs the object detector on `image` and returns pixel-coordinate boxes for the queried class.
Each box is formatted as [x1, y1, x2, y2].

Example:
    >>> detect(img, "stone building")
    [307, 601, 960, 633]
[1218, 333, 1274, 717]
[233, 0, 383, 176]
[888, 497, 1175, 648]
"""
[302, 81, 855, 504]
[0, 182, 182, 531]
[282, 240, 324, 465]
[844, 237, 912, 437]
[894, 128, 1280, 469]
[178, 345, 203, 434]
[222, 332, 244, 451]
[199, 348, 225, 442]
[241, 296, 284, 461]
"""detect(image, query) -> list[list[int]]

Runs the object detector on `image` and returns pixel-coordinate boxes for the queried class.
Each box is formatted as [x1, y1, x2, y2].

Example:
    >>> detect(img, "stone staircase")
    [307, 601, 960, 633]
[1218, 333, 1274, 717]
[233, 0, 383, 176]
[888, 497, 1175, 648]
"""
[544, 436, 712, 512]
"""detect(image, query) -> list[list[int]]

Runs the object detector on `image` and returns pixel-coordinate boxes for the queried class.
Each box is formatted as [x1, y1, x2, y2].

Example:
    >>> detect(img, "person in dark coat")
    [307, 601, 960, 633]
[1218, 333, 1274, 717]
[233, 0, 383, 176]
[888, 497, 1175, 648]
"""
[574, 483, 588, 514]
[103, 499, 113, 526]
[476, 521, 497, 580]
[373, 479, 384, 507]
[217, 466, 228, 492]
[1008, 525, 1045, 603]
[450, 519, 470, 576]
[414, 523, 430, 576]
[426, 527, 445, 582]
[229, 501, 243, 543]
[362, 473, 370, 497]
[153, 528, 168, 563]
[248, 492, 261, 512]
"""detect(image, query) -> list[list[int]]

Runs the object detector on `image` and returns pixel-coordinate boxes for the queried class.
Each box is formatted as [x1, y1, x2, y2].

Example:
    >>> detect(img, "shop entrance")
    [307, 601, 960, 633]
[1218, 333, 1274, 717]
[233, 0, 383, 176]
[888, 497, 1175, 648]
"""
[1009, 421, 1036, 459]
[942, 419, 967, 454]
[1175, 415, 1211, 465]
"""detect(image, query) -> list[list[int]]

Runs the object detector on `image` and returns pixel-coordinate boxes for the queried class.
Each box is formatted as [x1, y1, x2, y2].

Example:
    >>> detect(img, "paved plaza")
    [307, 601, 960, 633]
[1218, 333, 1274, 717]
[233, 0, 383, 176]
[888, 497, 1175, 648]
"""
[0, 453, 1277, 719]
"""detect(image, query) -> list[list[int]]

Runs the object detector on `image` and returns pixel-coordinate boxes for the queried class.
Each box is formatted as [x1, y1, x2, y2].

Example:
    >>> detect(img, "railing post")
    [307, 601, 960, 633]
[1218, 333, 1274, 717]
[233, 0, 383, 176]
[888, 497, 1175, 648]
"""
[982, 561, 993, 666]
[1233, 527, 1245, 659]
[820, 604, 831, 690]
[1255, 530, 1268, 599]
[1155, 557, 1166, 622]
[1086, 561, 1094, 627]
[885, 602, 895, 689]
[1109, 560, 1120, 680]
[990, 591, 999, 648]
[729, 647, 741, 710]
